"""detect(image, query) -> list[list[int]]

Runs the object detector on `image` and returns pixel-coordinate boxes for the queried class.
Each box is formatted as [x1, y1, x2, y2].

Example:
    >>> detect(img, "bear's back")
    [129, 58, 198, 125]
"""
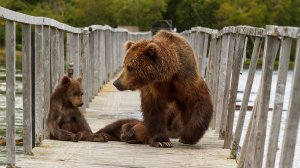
[153, 30, 199, 78]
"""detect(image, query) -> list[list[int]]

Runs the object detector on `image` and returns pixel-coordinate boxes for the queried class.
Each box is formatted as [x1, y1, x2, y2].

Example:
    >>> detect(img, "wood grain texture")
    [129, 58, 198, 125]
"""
[42, 26, 51, 139]
[230, 37, 262, 158]
[16, 81, 236, 168]
[266, 37, 292, 168]
[22, 24, 33, 155]
[34, 25, 44, 146]
[6, 20, 16, 167]
[279, 37, 300, 168]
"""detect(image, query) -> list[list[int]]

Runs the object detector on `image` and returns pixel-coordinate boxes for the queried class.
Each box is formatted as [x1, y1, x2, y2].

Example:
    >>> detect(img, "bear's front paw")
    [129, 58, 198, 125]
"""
[93, 132, 109, 142]
[150, 135, 173, 148]
[71, 132, 83, 142]
[150, 141, 173, 148]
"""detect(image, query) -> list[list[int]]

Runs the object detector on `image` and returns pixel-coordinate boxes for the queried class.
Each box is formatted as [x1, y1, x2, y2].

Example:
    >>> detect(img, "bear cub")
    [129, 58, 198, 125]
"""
[47, 76, 108, 142]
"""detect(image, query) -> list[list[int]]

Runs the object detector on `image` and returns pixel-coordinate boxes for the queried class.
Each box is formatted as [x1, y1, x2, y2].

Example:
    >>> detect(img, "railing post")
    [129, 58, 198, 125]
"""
[50, 28, 58, 91]
[99, 28, 106, 85]
[230, 37, 262, 158]
[58, 30, 65, 77]
[42, 25, 51, 139]
[93, 30, 99, 96]
[266, 37, 292, 168]
[215, 33, 231, 138]
[89, 31, 95, 100]
[82, 29, 90, 109]
[279, 37, 300, 168]
[6, 20, 16, 168]
[34, 25, 44, 146]
[22, 23, 33, 155]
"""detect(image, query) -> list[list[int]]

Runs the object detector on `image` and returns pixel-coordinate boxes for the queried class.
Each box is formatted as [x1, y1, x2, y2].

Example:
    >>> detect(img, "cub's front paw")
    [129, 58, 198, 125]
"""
[71, 132, 83, 142]
[93, 132, 109, 142]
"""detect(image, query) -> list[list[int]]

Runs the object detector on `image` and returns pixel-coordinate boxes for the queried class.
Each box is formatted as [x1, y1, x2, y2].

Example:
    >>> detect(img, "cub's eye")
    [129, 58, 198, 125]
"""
[127, 66, 134, 72]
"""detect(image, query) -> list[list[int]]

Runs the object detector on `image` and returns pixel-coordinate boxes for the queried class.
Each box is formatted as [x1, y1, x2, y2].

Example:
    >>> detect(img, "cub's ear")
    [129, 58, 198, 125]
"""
[125, 41, 134, 50]
[145, 43, 158, 58]
[61, 76, 71, 87]
[76, 77, 82, 84]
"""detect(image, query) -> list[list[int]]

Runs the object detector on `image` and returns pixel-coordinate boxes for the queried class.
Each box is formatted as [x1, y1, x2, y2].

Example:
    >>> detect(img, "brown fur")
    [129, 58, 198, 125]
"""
[96, 118, 149, 144]
[97, 113, 182, 145]
[113, 30, 213, 148]
[47, 76, 108, 142]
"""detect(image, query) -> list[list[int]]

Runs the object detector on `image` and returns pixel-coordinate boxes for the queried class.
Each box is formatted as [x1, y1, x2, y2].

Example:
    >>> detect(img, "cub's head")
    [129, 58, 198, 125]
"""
[113, 40, 161, 91]
[60, 76, 84, 107]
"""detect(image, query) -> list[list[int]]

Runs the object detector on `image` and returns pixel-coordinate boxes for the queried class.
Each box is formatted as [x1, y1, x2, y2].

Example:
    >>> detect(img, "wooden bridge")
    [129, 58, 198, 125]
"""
[1, 7, 300, 168]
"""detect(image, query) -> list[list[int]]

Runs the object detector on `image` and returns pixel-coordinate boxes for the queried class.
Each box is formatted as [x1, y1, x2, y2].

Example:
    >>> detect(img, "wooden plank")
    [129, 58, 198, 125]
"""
[230, 37, 262, 158]
[201, 33, 209, 77]
[279, 37, 300, 168]
[82, 29, 89, 109]
[197, 32, 205, 73]
[212, 38, 222, 130]
[219, 33, 236, 140]
[58, 30, 65, 76]
[105, 30, 112, 80]
[22, 23, 33, 155]
[266, 37, 292, 168]
[0, 7, 82, 33]
[100, 30, 106, 85]
[93, 30, 99, 96]
[73, 33, 80, 77]
[89, 31, 95, 100]
[42, 25, 51, 139]
[6, 20, 16, 167]
[237, 94, 259, 168]
[223, 34, 246, 148]
[252, 36, 280, 168]
[34, 25, 44, 146]
[215, 34, 230, 137]
[66, 33, 72, 69]
[50, 28, 58, 91]
[266, 25, 300, 38]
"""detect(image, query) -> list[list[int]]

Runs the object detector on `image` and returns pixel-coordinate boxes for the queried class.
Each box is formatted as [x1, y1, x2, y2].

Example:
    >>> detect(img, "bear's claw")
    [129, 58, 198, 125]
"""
[150, 141, 173, 148]
[94, 132, 109, 142]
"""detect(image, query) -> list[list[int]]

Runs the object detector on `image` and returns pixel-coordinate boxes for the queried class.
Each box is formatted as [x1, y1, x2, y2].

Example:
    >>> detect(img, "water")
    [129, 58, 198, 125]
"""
[235, 69, 300, 168]
[0, 61, 23, 166]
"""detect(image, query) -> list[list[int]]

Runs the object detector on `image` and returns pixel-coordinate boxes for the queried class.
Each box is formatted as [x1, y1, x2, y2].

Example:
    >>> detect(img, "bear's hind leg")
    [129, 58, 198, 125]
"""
[179, 101, 213, 145]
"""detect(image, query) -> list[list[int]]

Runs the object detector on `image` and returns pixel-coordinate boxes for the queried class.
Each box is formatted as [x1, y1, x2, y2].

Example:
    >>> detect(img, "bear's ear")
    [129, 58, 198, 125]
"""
[145, 43, 158, 58]
[61, 76, 71, 87]
[125, 41, 134, 50]
[76, 77, 82, 84]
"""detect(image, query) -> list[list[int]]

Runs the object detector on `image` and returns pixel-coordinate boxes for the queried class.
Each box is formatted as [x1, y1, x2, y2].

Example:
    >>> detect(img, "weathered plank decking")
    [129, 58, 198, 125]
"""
[16, 81, 236, 168]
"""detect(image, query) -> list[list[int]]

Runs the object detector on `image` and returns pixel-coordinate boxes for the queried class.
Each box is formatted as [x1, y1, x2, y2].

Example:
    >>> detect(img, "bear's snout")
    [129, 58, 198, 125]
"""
[113, 79, 124, 91]
[79, 102, 84, 107]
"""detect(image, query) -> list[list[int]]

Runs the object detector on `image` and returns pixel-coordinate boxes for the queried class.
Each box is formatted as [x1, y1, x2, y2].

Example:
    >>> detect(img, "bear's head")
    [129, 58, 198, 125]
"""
[60, 76, 84, 107]
[114, 40, 173, 91]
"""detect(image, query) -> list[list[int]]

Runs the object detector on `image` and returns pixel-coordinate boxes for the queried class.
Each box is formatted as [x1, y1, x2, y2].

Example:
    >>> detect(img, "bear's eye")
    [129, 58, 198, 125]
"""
[127, 66, 134, 72]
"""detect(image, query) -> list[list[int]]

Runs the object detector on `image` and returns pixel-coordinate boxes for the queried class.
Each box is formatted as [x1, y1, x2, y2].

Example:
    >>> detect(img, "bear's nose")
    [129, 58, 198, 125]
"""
[113, 79, 123, 91]
[79, 102, 84, 107]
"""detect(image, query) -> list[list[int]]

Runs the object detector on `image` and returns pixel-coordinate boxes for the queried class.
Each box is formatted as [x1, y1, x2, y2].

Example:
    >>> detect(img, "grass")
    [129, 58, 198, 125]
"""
[244, 58, 295, 70]
[0, 48, 23, 69]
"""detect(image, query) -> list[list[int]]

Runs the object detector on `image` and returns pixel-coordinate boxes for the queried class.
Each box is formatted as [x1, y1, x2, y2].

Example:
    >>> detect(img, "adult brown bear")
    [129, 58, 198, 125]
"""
[47, 76, 108, 142]
[113, 30, 213, 148]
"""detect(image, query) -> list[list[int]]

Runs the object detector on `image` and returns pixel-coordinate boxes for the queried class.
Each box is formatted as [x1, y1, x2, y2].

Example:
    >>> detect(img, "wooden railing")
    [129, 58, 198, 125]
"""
[1, 6, 300, 168]
[0, 7, 151, 167]
[183, 25, 300, 168]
